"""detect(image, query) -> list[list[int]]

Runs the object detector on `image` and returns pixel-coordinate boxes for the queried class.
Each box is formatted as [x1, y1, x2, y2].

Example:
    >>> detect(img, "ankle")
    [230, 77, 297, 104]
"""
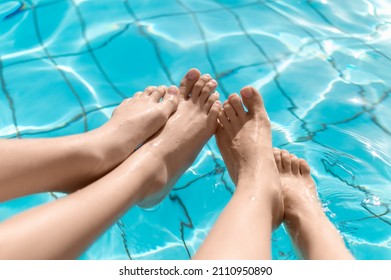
[235, 171, 283, 226]
[236, 154, 277, 179]
[84, 128, 125, 175]
[95, 147, 165, 206]
[284, 205, 327, 234]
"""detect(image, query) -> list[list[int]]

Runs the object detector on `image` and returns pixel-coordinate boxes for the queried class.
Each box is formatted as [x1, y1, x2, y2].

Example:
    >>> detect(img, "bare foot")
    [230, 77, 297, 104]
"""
[137, 70, 222, 208]
[273, 149, 354, 259]
[216, 87, 283, 228]
[193, 88, 283, 260]
[92, 84, 180, 166]
[273, 149, 320, 223]
[53, 85, 180, 194]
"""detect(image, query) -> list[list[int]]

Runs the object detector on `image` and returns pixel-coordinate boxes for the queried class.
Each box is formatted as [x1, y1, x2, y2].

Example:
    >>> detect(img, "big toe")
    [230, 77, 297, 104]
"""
[240, 86, 268, 120]
[179, 68, 201, 98]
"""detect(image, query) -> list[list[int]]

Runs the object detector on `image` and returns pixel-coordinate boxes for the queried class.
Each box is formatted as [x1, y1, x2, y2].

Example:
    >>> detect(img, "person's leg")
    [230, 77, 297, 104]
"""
[0, 73, 221, 259]
[273, 149, 354, 260]
[193, 87, 284, 260]
[0, 69, 200, 202]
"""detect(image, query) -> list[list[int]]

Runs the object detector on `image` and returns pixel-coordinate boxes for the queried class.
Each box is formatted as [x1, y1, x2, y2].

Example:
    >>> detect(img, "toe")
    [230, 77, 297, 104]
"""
[191, 74, 212, 102]
[179, 68, 201, 99]
[240, 86, 269, 120]
[224, 101, 242, 130]
[208, 101, 221, 133]
[273, 148, 283, 172]
[199, 79, 217, 104]
[281, 150, 291, 173]
[152, 85, 167, 101]
[290, 154, 300, 175]
[223, 102, 237, 122]
[299, 159, 311, 175]
[133, 91, 143, 98]
[144, 86, 156, 96]
[205, 91, 220, 113]
[209, 100, 221, 118]
[218, 109, 230, 130]
[120, 98, 131, 106]
[160, 85, 179, 117]
[228, 94, 246, 120]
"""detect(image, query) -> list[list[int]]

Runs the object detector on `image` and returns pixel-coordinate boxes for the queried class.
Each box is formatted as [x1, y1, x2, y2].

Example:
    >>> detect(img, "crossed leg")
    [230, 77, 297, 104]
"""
[0, 69, 221, 259]
[0, 83, 182, 202]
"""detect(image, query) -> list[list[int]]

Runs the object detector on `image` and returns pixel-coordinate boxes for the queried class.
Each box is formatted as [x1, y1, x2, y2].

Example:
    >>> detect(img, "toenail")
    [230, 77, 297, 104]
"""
[204, 74, 211, 79]
[241, 87, 254, 98]
[209, 79, 217, 86]
[186, 71, 198, 80]
[167, 86, 178, 95]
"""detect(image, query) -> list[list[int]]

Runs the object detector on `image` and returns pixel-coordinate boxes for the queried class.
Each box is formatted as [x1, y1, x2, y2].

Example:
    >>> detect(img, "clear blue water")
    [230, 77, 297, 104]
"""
[0, 0, 390, 260]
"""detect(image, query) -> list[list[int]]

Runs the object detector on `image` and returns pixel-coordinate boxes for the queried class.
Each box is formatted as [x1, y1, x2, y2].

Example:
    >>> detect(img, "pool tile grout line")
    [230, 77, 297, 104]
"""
[169, 194, 194, 259]
[70, 0, 127, 100]
[0, 57, 20, 138]
[123, 0, 175, 85]
[25, 0, 89, 132]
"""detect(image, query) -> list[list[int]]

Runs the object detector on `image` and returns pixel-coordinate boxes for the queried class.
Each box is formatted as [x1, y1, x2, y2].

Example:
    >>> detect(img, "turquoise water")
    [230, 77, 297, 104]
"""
[0, 0, 390, 260]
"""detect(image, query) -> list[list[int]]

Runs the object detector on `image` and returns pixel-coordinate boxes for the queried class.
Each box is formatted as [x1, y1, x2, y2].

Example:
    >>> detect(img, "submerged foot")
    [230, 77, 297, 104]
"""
[272, 149, 320, 224]
[137, 69, 222, 208]
[215, 87, 283, 228]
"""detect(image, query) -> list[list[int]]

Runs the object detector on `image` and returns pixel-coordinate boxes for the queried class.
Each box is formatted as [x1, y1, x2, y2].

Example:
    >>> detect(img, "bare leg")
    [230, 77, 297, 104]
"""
[0, 79, 187, 202]
[0, 73, 220, 259]
[273, 149, 354, 260]
[193, 87, 284, 260]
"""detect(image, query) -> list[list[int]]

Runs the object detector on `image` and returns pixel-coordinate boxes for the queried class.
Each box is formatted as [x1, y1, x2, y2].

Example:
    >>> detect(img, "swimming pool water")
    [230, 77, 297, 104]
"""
[0, 0, 390, 260]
